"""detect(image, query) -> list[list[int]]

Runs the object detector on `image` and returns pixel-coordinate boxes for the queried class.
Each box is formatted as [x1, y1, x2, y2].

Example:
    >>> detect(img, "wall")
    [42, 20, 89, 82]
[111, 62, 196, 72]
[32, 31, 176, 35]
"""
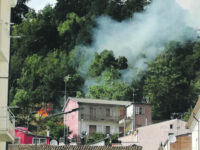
[64, 99, 79, 139]
[192, 124, 198, 150]
[135, 103, 151, 128]
[170, 134, 191, 150]
[0, 0, 17, 148]
[15, 129, 50, 145]
[78, 103, 124, 135]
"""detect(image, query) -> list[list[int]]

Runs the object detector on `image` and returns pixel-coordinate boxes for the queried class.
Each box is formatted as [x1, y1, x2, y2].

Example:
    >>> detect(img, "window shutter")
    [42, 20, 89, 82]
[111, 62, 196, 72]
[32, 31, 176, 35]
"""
[136, 107, 139, 114]
[142, 107, 145, 114]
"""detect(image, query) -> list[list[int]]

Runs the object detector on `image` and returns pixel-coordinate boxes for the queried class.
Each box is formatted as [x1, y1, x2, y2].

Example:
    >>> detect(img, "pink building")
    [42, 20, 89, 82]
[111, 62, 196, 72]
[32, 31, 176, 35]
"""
[14, 127, 50, 145]
[63, 97, 131, 142]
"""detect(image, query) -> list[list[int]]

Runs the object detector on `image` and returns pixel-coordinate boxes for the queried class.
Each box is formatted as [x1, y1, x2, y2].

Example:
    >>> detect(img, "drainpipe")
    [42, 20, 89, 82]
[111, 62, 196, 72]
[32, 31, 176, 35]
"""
[193, 113, 199, 150]
[124, 117, 126, 136]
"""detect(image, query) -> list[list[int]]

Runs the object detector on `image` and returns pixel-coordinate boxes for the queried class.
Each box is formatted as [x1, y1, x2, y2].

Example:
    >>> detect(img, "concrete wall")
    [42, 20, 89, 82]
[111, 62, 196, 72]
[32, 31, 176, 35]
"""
[191, 123, 198, 150]
[0, 0, 17, 149]
[78, 103, 124, 135]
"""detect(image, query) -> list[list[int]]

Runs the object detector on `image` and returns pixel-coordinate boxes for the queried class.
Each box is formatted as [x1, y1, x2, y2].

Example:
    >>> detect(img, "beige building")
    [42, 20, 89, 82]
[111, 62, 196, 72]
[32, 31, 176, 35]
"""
[119, 119, 190, 150]
[0, 0, 17, 149]
[187, 96, 200, 150]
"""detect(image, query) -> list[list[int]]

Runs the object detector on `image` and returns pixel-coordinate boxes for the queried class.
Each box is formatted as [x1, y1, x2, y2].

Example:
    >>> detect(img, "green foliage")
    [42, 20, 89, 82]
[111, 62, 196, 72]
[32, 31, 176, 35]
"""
[11, 0, 30, 24]
[144, 41, 200, 119]
[184, 106, 193, 121]
[10, 51, 84, 126]
[87, 132, 105, 144]
[58, 13, 85, 35]
[88, 81, 132, 100]
[89, 50, 128, 77]
[46, 117, 67, 142]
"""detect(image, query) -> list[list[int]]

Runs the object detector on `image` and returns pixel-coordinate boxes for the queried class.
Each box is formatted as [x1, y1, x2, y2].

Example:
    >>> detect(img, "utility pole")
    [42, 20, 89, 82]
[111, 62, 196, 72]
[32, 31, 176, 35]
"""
[64, 75, 71, 144]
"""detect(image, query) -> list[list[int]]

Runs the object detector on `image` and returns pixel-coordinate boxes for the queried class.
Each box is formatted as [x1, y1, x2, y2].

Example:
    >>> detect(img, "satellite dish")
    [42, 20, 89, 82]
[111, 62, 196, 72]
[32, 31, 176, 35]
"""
[50, 140, 58, 146]
[168, 135, 176, 143]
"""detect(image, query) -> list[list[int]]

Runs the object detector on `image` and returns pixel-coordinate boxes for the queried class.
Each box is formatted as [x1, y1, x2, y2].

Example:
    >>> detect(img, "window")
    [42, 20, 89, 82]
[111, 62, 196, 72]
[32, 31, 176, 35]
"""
[106, 108, 110, 116]
[136, 107, 145, 115]
[81, 114, 84, 119]
[90, 107, 96, 120]
[170, 124, 173, 129]
[14, 137, 20, 144]
[106, 126, 110, 134]
[89, 125, 96, 136]
[33, 138, 46, 145]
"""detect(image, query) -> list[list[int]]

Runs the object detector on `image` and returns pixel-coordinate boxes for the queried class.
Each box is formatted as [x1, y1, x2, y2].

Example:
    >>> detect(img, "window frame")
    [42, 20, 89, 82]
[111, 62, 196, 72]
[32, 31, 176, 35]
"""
[32, 138, 46, 145]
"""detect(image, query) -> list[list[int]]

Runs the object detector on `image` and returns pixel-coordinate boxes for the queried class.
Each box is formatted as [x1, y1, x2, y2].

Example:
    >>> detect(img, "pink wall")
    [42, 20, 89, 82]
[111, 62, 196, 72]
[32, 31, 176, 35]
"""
[15, 127, 50, 145]
[64, 99, 79, 139]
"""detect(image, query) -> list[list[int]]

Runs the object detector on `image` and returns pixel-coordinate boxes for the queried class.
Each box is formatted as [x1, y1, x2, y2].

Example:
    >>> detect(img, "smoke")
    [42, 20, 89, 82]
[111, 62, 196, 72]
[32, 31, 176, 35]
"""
[176, 0, 200, 28]
[72, 0, 199, 93]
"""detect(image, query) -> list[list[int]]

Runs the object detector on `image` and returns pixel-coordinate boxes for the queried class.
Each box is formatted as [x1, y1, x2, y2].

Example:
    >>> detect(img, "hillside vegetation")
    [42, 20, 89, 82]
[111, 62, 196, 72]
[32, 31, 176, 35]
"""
[10, 0, 200, 130]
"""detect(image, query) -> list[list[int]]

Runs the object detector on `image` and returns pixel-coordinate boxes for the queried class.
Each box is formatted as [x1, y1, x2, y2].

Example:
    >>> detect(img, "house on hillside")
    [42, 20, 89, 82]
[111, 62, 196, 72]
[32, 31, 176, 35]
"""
[63, 97, 131, 142]
[187, 96, 200, 150]
[0, 0, 17, 149]
[120, 98, 151, 135]
[63, 97, 152, 144]
[14, 127, 50, 145]
[119, 119, 190, 150]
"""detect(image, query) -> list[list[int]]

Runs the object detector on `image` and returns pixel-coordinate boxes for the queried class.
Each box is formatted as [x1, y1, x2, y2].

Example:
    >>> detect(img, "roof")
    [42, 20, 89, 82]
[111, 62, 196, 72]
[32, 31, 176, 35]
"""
[8, 145, 142, 150]
[15, 127, 28, 133]
[187, 96, 200, 128]
[64, 97, 131, 108]
[119, 119, 190, 150]
[15, 127, 50, 138]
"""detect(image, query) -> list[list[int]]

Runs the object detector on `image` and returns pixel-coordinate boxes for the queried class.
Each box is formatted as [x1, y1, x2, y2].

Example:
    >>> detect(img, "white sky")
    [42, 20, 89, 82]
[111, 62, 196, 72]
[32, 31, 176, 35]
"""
[26, 0, 57, 12]
[27, 0, 191, 13]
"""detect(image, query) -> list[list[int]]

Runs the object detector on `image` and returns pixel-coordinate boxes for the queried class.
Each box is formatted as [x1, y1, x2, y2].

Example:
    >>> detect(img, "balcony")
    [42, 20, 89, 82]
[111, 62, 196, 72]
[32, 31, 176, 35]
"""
[80, 114, 122, 123]
[0, 107, 15, 142]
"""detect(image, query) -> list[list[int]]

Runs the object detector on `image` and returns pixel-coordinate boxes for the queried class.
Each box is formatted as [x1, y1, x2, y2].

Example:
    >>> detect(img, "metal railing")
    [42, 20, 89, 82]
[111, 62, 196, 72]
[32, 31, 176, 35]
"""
[0, 107, 15, 138]
[81, 114, 124, 122]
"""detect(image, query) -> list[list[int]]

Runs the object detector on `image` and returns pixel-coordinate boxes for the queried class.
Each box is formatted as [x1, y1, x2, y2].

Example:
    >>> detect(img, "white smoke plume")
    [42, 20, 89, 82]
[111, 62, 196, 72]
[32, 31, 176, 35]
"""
[73, 0, 199, 93]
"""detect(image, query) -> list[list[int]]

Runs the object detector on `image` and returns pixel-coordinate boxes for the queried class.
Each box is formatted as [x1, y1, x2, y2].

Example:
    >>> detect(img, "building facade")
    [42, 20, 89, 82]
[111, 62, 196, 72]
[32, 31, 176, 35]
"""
[163, 133, 191, 150]
[0, 0, 17, 149]
[63, 97, 152, 144]
[187, 96, 200, 150]
[63, 98, 131, 142]
[14, 127, 50, 145]
[119, 119, 190, 150]
[120, 100, 152, 135]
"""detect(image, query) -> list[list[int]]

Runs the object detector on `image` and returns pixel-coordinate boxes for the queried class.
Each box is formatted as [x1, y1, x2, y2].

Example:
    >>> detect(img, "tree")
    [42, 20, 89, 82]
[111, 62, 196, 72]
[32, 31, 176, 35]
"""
[11, 0, 30, 24]
[144, 41, 200, 119]
[46, 117, 69, 142]
[89, 50, 128, 77]
[88, 81, 132, 100]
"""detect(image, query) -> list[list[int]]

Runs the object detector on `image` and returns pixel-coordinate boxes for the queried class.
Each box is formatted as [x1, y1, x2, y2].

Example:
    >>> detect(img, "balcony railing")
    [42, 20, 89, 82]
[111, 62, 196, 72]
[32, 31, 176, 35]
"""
[81, 114, 124, 122]
[0, 107, 15, 142]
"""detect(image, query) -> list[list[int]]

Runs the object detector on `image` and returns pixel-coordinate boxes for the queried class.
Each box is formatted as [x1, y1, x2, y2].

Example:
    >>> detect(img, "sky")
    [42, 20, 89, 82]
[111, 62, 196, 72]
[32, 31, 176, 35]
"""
[26, 0, 56, 12]
[27, 0, 189, 12]
[26, 0, 196, 12]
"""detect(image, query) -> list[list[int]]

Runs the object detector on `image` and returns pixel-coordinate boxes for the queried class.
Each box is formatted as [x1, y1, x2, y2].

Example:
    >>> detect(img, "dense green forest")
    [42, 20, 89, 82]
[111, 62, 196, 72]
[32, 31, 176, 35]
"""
[9, 0, 200, 136]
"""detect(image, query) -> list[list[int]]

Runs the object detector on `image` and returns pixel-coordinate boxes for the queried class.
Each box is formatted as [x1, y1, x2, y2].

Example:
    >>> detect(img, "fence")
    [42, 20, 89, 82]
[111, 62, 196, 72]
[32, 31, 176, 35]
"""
[8, 145, 142, 150]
